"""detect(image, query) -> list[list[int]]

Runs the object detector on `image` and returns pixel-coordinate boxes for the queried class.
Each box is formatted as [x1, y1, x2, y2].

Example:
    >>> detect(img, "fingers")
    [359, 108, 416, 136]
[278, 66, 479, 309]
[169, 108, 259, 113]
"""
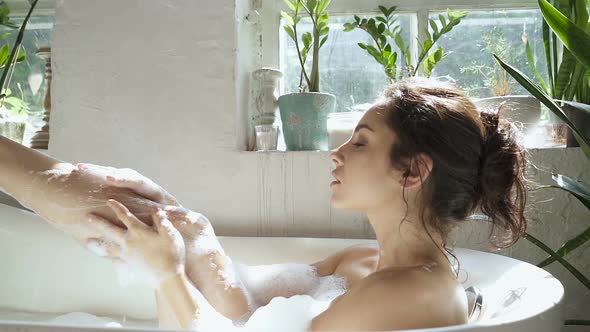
[152, 210, 171, 233]
[106, 199, 148, 233]
[151, 210, 180, 241]
[106, 174, 165, 203]
[85, 238, 123, 261]
[106, 170, 179, 206]
[87, 212, 126, 241]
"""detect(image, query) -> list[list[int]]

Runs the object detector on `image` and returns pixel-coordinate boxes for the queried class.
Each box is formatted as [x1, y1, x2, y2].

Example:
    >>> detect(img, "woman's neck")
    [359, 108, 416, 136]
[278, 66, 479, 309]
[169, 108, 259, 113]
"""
[367, 207, 447, 271]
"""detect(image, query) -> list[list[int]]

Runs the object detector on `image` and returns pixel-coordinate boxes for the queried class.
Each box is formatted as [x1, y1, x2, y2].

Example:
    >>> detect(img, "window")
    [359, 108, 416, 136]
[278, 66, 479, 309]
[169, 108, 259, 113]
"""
[0, 13, 54, 147]
[429, 9, 547, 99]
[280, 15, 412, 113]
[269, 0, 542, 109]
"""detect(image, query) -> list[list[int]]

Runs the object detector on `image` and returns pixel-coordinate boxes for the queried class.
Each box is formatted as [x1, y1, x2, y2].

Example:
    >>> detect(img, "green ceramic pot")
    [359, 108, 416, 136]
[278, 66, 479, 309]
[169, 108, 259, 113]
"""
[278, 92, 336, 151]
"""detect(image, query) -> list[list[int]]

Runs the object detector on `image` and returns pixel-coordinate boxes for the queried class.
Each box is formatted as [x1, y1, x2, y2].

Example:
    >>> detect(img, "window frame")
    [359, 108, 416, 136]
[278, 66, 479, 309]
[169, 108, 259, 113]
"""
[261, 0, 540, 71]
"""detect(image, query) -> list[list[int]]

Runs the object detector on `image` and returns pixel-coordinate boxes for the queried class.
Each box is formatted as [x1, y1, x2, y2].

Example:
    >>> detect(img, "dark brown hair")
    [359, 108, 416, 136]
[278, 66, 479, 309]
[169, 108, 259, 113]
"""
[379, 78, 528, 251]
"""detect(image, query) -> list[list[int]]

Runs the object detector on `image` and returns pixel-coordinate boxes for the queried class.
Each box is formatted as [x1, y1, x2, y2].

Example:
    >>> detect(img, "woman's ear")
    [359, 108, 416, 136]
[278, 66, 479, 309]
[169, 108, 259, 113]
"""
[399, 153, 433, 188]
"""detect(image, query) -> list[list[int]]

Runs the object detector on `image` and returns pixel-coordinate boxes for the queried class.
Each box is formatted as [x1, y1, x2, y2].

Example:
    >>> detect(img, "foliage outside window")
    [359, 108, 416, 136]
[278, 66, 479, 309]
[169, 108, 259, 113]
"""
[280, 9, 548, 111]
[0, 14, 53, 147]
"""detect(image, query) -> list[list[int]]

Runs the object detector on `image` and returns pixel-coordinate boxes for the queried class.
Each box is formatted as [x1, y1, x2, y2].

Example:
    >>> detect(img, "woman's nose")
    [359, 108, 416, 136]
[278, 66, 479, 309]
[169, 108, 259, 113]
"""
[330, 149, 343, 167]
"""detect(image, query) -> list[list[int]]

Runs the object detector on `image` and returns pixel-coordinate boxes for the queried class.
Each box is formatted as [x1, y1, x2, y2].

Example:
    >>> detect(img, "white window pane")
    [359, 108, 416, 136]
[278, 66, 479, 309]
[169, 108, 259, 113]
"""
[279, 14, 413, 112]
[428, 10, 547, 99]
[0, 15, 54, 145]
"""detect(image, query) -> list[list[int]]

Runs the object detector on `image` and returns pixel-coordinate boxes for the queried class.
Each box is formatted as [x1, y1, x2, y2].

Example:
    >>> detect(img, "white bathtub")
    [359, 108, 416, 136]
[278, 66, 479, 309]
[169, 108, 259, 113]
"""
[0, 202, 564, 332]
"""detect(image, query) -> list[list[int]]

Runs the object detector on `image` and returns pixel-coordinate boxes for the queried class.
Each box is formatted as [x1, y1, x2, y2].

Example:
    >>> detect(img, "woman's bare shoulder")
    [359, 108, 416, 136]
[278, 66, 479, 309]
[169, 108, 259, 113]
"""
[310, 265, 468, 331]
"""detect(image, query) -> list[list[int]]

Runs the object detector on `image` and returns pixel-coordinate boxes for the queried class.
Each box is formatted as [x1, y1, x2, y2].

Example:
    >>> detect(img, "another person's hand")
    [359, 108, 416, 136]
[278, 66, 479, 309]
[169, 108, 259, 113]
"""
[86, 199, 185, 282]
[75, 163, 180, 207]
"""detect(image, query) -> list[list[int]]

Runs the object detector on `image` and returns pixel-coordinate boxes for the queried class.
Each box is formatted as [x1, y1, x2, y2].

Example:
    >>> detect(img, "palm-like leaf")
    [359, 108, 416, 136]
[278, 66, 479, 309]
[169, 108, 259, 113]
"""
[539, 0, 590, 69]
[493, 54, 590, 158]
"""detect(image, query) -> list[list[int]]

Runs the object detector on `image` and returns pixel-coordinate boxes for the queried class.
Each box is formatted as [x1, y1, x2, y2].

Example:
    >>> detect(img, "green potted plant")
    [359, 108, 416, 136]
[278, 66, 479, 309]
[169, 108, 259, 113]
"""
[279, 0, 335, 151]
[518, 0, 590, 146]
[0, 0, 38, 144]
[495, 0, 590, 326]
[343, 6, 467, 82]
[467, 29, 542, 134]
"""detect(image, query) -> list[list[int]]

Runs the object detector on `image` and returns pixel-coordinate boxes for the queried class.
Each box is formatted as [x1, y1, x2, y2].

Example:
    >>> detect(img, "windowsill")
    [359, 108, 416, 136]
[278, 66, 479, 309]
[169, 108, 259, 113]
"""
[241, 145, 579, 153]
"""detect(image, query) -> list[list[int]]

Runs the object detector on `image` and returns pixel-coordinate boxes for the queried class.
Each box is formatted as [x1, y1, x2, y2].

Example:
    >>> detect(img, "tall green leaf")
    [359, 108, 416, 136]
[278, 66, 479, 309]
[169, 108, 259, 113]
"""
[554, 50, 576, 99]
[281, 11, 295, 26]
[538, 224, 590, 267]
[525, 39, 549, 93]
[525, 232, 590, 289]
[539, 0, 590, 68]
[494, 54, 590, 159]
[423, 47, 445, 77]
[543, 20, 555, 95]
[283, 25, 295, 41]
[552, 173, 590, 209]
[283, 0, 296, 11]
[317, 0, 330, 14]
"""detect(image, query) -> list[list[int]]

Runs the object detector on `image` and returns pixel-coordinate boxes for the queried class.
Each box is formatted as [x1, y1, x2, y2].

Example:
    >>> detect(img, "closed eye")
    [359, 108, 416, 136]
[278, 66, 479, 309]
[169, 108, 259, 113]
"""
[353, 143, 365, 147]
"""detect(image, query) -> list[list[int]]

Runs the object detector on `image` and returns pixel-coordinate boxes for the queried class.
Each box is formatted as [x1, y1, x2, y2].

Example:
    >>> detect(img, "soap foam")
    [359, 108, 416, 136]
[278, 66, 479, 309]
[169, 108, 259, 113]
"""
[109, 259, 346, 331]
[48, 312, 122, 328]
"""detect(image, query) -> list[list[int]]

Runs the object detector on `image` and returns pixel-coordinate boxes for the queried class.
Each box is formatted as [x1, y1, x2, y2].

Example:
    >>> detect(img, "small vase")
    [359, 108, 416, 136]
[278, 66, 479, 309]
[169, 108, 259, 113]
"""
[278, 92, 336, 151]
[252, 68, 283, 126]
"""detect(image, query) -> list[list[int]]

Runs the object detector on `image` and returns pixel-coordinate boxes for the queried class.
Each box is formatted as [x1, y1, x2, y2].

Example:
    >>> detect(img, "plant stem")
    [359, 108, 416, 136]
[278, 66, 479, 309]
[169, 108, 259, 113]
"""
[292, 17, 311, 92]
[0, 0, 38, 101]
[302, 2, 320, 92]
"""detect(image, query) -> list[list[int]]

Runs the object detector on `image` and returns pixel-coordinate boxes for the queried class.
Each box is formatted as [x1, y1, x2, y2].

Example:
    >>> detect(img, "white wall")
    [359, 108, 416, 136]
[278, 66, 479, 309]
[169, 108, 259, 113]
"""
[49, 0, 588, 328]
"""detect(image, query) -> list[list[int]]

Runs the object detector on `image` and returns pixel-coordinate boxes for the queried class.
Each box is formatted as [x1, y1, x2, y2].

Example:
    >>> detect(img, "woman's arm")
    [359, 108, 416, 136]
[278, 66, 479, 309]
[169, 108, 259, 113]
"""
[88, 201, 347, 323]
[90, 199, 202, 329]
[158, 273, 200, 329]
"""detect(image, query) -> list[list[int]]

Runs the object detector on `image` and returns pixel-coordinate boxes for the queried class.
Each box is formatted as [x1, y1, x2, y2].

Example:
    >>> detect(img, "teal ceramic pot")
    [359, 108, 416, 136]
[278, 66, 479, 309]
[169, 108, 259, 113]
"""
[278, 92, 336, 151]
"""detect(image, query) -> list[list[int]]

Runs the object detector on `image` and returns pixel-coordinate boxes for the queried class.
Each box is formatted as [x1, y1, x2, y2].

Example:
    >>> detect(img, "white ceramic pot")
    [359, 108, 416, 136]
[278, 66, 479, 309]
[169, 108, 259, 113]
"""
[473, 95, 541, 126]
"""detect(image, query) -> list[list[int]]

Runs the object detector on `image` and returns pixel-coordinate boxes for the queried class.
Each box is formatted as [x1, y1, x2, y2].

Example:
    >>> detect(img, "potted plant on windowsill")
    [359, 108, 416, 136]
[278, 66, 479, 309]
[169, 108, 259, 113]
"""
[495, 0, 590, 326]
[0, 0, 38, 145]
[279, 0, 335, 151]
[343, 6, 467, 82]
[466, 29, 541, 136]
[510, 0, 590, 147]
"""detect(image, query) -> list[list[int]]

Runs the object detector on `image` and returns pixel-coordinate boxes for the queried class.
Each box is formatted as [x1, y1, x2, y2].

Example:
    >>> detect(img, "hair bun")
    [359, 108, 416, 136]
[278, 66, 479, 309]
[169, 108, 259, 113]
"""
[477, 111, 527, 246]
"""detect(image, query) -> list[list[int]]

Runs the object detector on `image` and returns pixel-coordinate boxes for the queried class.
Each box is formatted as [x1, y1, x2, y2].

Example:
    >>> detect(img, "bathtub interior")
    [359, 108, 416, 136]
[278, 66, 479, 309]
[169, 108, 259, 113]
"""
[0, 202, 564, 330]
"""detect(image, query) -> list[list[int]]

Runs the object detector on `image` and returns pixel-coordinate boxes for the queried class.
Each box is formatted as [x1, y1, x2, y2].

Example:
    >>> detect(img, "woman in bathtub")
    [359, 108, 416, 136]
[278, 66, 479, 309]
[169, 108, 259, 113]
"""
[0, 78, 527, 331]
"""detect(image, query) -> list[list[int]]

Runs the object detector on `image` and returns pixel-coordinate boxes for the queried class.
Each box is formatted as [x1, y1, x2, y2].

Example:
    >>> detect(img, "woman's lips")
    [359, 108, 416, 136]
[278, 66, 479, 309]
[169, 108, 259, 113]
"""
[331, 170, 342, 186]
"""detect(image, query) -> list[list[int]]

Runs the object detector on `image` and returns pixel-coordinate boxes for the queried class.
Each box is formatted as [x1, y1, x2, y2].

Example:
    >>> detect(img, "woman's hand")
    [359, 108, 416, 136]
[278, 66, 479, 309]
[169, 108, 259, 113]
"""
[85, 205, 214, 260]
[87, 199, 186, 282]
[76, 163, 180, 207]
[85, 204, 253, 322]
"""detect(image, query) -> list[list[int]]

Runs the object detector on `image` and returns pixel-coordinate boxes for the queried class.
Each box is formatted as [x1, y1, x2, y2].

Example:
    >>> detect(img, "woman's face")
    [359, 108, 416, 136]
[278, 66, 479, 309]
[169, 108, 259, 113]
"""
[329, 106, 405, 211]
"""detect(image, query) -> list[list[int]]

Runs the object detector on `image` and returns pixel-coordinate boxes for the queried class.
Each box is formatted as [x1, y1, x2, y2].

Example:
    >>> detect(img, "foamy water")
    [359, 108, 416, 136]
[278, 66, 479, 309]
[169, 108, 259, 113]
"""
[41, 261, 346, 331]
